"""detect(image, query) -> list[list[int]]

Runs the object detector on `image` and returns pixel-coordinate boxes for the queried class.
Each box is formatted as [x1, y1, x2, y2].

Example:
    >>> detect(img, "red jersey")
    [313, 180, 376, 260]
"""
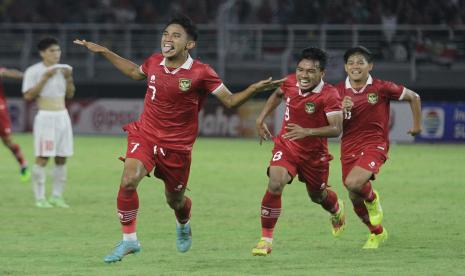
[336, 75, 406, 156]
[134, 54, 223, 152]
[275, 74, 342, 158]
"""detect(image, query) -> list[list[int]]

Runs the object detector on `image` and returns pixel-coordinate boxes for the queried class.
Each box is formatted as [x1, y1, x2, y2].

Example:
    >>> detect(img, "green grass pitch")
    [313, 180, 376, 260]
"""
[1, 134, 464, 275]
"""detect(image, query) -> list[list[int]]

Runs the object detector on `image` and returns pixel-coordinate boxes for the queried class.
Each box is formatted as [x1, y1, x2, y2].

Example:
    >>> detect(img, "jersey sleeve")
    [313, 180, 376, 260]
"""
[22, 67, 37, 93]
[381, 80, 405, 100]
[139, 56, 153, 76]
[202, 65, 223, 95]
[324, 88, 343, 117]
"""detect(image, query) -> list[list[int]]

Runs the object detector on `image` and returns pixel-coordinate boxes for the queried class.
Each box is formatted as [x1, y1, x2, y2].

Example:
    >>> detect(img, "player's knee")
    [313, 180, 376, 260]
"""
[309, 191, 323, 204]
[166, 197, 183, 210]
[268, 176, 286, 194]
[121, 173, 141, 188]
[1, 136, 11, 146]
[344, 177, 363, 193]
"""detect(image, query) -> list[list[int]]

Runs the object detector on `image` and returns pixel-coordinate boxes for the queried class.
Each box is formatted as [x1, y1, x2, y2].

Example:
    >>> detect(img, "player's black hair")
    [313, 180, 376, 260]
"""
[164, 13, 198, 41]
[298, 47, 328, 71]
[344, 46, 374, 63]
[37, 37, 59, 51]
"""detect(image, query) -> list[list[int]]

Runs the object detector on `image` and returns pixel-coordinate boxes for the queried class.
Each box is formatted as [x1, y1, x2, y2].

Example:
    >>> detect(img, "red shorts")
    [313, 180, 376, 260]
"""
[0, 102, 12, 137]
[268, 142, 332, 192]
[341, 147, 388, 182]
[124, 127, 191, 193]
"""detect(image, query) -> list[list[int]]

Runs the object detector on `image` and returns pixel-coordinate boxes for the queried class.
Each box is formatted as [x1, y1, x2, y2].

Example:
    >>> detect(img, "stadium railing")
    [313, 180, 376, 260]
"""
[0, 23, 464, 84]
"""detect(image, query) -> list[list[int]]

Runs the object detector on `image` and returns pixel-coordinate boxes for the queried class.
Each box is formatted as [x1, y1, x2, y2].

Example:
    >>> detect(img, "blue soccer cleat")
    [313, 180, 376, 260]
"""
[176, 222, 192, 253]
[103, 240, 141, 263]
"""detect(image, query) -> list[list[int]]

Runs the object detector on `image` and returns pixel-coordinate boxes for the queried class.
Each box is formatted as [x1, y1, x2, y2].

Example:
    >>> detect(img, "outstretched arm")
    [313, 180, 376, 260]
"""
[400, 88, 422, 136]
[256, 88, 284, 144]
[214, 77, 285, 109]
[283, 113, 343, 140]
[0, 68, 23, 79]
[73, 39, 145, 81]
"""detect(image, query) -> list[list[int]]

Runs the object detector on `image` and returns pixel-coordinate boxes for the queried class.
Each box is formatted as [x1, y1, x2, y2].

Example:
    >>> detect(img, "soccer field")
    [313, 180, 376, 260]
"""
[1, 134, 464, 275]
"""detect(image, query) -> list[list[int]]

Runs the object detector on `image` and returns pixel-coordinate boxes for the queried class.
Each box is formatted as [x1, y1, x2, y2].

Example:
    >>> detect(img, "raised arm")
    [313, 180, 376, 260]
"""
[73, 39, 145, 81]
[214, 77, 285, 109]
[255, 88, 284, 144]
[400, 88, 422, 136]
[0, 68, 23, 79]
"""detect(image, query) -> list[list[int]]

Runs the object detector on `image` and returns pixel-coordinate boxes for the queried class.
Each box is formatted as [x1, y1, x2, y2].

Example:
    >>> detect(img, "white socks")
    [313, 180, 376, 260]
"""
[52, 165, 67, 197]
[32, 164, 67, 201]
[32, 164, 46, 201]
[123, 233, 138, 241]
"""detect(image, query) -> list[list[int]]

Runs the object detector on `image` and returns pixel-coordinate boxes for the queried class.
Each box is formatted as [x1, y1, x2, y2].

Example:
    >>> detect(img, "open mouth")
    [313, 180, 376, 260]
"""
[162, 44, 175, 54]
[350, 70, 363, 76]
[299, 79, 312, 89]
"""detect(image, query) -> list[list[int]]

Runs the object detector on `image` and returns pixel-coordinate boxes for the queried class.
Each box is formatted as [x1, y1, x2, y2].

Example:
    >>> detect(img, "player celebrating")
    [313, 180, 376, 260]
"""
[22, 37, 76, 208]
[0, 67, 29, 181]
[336, 46, 422, 249]
[252, 47, 345, 256]
[74, 14, 284, 263]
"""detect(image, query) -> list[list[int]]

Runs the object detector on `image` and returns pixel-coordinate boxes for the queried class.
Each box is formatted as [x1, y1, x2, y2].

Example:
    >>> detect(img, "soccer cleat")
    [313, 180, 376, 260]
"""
[103, 240, 141, 263]
[364, 190, 383, 226]
[176, 222, 192, 253]
[252, 239, 272, 256]
[362, 228, 388, 249]
[35, 199, 53, 208]
[48, 196, 70, 208]
[20, 166, 31, 182]
[331, 199, 346, 237]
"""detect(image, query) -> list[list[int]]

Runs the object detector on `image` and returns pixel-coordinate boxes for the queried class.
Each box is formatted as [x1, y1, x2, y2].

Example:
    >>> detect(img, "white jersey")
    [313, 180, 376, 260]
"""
[22, 62, 72, 97]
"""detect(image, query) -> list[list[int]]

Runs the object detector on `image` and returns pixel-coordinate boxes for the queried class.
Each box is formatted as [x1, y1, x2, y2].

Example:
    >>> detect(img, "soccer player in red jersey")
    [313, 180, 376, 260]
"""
[74, 14, 284, 263]
[336, 46, 422, 249]
[0, 67, 30, 181]
[252, 48, 346, 256]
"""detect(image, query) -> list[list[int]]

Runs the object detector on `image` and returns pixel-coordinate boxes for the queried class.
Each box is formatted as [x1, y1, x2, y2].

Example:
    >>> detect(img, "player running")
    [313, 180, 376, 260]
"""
[252, 47, 345, 256]
[0, 66, 29, 181]
[74, 14, 284, 263]
[336, 46, 422, 249]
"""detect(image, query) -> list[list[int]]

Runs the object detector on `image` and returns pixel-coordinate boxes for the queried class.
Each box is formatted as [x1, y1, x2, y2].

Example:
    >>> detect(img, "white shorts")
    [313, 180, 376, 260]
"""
[33, 110, 73, 157]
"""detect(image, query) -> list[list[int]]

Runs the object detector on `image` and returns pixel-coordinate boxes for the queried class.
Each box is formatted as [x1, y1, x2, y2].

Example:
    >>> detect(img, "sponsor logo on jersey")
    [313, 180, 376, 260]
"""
[367, 93, 378, 104]
[305, 102, 315, 113]
[179, 78, 192, 92]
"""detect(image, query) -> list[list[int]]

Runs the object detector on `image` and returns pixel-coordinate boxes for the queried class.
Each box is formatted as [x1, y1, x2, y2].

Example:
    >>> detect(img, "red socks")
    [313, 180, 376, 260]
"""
[320, 189, 339, 214]
[117, 186, 139, 233]
[9, 143, 27, 167]
[175, 196, 192, 224]
[359, 181, 375, 202]
[260, 190, 282, 238]
[352, 201, 383, 234]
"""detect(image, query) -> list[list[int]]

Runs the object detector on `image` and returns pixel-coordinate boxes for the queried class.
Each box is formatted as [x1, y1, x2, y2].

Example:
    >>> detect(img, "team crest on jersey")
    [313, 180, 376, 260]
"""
[367, 93, 378, 104]
[305, 102, 316, 114]
[179, 78, 192, 92]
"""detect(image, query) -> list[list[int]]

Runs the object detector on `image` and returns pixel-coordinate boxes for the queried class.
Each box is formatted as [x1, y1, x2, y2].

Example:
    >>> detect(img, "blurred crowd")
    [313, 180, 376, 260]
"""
[1, 0, 465, 26]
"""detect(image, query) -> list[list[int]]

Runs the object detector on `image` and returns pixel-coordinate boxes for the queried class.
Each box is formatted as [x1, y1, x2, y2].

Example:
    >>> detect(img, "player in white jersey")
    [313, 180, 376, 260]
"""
[22, 37, 75, 208]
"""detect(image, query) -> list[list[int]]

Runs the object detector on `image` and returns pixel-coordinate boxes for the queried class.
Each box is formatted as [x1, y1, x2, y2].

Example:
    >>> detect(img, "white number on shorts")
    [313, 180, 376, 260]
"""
[130, 142, 140, 153]
[149, 85, 156, 100]
[285, 107, 290, 121]
[272, 151, 283, 161]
